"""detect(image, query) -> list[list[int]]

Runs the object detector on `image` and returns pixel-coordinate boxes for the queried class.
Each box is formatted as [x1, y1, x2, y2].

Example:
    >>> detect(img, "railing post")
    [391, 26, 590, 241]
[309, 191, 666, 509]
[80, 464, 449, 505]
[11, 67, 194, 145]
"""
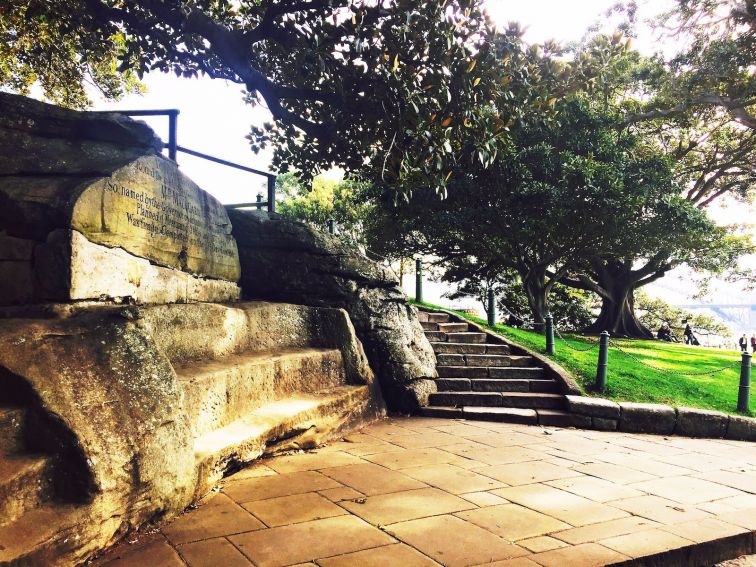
[167, 110, 179, 162]
[595, 331, 610, 392]
[487, 288, 496, 327]
[545, 314, 555, 355]
[327, 218, 335, 235]
[415, 258, 423, 303]
[267, 175, 276, 214]
[255, 193, 264, 210]
[738, 352, 751, 413]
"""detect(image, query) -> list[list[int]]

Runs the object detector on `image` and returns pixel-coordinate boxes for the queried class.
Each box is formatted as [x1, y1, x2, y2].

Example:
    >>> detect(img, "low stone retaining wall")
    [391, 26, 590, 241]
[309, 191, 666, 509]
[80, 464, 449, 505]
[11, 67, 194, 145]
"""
[566, 396, 756, 441]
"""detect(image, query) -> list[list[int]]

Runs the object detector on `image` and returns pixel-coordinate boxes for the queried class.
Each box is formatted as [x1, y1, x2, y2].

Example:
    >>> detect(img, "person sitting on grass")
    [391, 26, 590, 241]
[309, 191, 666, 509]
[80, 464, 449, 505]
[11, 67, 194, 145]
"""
[657, 323, 673, 342]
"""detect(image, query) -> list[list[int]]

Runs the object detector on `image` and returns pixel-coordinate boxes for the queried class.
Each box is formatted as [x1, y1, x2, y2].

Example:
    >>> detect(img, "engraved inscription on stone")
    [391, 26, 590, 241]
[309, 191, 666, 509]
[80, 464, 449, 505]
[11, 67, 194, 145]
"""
[72, 155, 240, 282]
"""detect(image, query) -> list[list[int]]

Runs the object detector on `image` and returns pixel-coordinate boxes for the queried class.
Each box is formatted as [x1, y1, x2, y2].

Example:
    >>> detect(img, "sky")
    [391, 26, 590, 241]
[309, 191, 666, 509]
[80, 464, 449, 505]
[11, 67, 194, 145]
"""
[85, 0, 753, 310]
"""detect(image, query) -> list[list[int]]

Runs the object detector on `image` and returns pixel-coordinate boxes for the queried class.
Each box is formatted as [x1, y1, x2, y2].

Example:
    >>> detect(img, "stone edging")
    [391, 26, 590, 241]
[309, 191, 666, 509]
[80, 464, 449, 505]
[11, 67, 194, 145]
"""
[567, 396, 756, 442]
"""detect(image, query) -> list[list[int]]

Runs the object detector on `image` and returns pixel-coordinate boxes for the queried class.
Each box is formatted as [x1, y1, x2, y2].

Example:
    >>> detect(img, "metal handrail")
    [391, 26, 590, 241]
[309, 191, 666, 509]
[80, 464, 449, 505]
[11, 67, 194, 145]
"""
[95, 108, 276, 212]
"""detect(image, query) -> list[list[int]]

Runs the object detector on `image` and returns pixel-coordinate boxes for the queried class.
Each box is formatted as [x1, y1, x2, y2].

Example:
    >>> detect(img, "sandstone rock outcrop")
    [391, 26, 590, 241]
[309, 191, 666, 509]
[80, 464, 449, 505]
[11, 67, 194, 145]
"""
[0, 301, 380, 565]
[228, 210, 438, 411]
[0, 92, 240, 305]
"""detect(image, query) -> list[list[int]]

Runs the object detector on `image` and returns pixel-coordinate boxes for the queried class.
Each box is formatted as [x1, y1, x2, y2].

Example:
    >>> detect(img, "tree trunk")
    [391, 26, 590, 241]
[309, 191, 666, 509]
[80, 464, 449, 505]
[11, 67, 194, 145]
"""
[583, 262, 653, 338]
[522, 271, 549, 333]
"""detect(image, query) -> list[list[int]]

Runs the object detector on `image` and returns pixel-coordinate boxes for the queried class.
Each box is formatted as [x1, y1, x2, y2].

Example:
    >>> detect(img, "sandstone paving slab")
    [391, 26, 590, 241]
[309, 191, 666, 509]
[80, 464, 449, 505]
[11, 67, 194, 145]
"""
[606, 495, 713, 525]
[228, 515, 395, 567]
[225, 464, 277, 481]
[177, 537, 253, 567]
[455, 503, 571, 541]
[440, 444, 551, 466]
[319, 462, 428, 495]
[340, 487, 476, 525]
[628, 476, 745, 504]
[538, 437, 615, 457]
[162, 493, 265, 546]
[100, 537, 186, 567]
[240, 492, 347, 527]
[340, 441, 406, 456]
[653, 451, 733, 473]
[715, 508, 756, 530]
[609, 435, 690, 456]
[432, 423, 497, 437]
[598, 528, 695, 558]
[385, 514, 530, 566]
[474, 461, 582, 486]
[544, 476, 644, 503]
[400, 463, 506, 494]
[316, 543, 440, 567]
[318, 486, 364, 502]
[660, 517, 750, 543]
[471, 558, 542, 567]
[388, 431, 463, 449]
[517, 536, 570, 553]
[593, 451, 694, 477]
[550, 516, 662, 545]
[222, 470, 341, 503]
[528, 542, 629, 567]
[572, 462, 656, 485]
[465, 431, 551, 448]
[363, 448, 473, 470]
[491, 484, 630, 527]
[694, 470, 756, 494]
[263, 450, 364, 473]
[459, 491, 510, 507]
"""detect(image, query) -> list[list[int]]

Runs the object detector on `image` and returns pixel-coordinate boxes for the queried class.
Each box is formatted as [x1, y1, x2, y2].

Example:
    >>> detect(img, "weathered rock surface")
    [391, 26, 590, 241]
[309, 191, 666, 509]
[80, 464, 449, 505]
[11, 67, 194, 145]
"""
[675, 407, 729, 438]
[227, 210, 437, 411]
[619, 402, 677, 434]
[0, 301, 381, 565]
[566, 395, 620, 419]
[726, 415, 756, 442]
[0, 93, 240, 305]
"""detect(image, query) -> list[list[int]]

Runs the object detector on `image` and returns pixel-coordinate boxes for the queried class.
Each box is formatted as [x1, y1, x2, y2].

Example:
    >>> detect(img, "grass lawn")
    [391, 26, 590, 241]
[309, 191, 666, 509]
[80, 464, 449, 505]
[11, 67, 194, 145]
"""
[412, 300, 753, 417]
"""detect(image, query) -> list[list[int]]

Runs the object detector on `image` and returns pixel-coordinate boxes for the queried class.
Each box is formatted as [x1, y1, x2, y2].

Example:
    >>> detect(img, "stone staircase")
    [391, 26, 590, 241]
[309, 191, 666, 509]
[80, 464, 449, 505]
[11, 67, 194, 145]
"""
[0, 301, 379, 565]
[418, 310, 581, 426]
[0, 402, 86, 565]
[139, 302, 378, 496]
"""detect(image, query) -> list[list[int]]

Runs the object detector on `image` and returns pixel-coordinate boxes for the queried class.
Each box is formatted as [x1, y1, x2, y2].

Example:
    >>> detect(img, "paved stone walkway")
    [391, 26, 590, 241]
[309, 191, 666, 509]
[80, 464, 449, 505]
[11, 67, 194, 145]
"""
[96, 417, 756, 567]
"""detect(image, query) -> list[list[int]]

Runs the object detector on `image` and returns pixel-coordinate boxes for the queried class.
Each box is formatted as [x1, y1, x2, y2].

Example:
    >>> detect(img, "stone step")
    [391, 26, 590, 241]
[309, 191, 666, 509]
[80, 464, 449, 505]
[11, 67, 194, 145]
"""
[0, 455, 53, 527]
[437, 322, 469, 333]
[419, 406, 538, 425]
[418, 312, 450, 324]
[0, 407, 26, 454]
[436, 354, 526, 367]
[488, 367, 545, 379]
[194, 385, 370, 497]
[0, 504, 85, 565]
[175, 348, 347, 439]
[436, 378, 559, 393]
[437, 359, 538, 378]
[431, 342, 510, 355]
[425, 322, 470, 333]
[537, 409, 592, 428]
[428, 391, 565, 410]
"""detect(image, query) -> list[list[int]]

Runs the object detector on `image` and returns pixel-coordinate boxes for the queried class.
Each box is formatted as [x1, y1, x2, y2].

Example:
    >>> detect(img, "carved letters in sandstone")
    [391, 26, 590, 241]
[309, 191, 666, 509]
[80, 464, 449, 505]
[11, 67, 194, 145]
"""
[72, 156, 241, 282]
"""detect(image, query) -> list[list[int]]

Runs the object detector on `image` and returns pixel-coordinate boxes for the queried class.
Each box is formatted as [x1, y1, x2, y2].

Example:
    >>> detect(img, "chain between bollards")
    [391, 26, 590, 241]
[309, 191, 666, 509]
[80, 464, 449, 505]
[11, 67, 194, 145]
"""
[415, 258, 423, 303]
[738, 352, 751, 413]
[595, 330, 610, 392]
[545, 315, 555, 355]
[487, 288, 496, 327]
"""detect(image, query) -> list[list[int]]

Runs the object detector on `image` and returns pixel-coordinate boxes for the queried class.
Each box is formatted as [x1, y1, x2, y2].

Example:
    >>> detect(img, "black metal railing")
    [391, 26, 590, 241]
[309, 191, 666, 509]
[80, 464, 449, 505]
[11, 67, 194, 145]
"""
[97, 108, 276, 212]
